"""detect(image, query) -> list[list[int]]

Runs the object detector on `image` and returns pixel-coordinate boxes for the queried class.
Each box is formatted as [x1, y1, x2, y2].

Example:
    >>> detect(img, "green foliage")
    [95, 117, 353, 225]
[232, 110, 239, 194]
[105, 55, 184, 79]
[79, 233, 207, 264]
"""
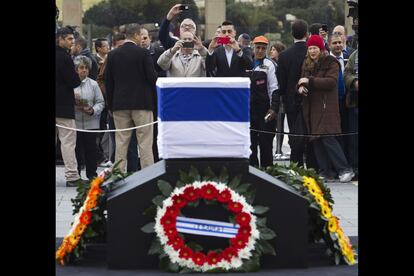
[262, 163, 356, 266]
[84, 0, 200, 29]
[157, 180, 173, 197]
[141, 222, 156, 233]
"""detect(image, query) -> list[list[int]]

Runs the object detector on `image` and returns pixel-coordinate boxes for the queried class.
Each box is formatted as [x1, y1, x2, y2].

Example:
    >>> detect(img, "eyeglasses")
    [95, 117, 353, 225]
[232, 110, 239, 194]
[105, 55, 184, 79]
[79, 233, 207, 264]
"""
[181, 24, 195, 29]
[333, 32, 343, 35]
[221, 29, 233, 34]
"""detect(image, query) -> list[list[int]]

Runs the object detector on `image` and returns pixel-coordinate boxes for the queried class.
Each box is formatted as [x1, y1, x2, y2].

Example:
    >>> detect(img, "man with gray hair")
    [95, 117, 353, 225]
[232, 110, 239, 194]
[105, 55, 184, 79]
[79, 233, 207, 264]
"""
[105, 23, 157, 172]
[159, 4, 197, 50]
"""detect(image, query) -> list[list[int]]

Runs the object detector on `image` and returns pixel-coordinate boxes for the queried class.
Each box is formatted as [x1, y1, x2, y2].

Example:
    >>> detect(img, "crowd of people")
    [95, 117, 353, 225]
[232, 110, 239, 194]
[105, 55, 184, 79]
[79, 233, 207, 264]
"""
[56, 4, 358, 187]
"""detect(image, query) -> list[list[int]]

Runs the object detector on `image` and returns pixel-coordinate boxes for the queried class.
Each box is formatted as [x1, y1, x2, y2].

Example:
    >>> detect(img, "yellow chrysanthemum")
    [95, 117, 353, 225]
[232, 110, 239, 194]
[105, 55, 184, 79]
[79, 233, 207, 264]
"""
[345, 251, 356, 265]
[328, 216, 339, 232]
[74, 223, 87, 236]
[303, 176, 312, 186]
[308, 183, 323, 196]
[314, 194, 325, 205]
[336, 227, 345, 240]
[321, 205, 332, 219]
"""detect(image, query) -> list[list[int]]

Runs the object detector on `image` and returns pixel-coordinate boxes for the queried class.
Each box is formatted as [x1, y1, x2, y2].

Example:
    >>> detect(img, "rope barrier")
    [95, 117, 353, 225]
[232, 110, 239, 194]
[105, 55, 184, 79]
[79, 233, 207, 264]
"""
[56, 121, 358, 137]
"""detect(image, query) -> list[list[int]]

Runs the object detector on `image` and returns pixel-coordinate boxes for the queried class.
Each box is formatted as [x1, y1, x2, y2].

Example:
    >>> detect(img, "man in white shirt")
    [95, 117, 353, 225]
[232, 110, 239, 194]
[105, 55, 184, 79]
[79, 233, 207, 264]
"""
[206, 20, 253, 77]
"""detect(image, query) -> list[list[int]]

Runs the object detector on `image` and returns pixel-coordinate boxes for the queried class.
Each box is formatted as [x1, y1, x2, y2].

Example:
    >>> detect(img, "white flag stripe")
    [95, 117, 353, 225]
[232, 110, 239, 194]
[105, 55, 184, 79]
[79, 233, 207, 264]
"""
[156, 77, 251, 89]
[176, 222, 239, 234]
[177, 228, 236, 238]
[176, 216, 239, 228]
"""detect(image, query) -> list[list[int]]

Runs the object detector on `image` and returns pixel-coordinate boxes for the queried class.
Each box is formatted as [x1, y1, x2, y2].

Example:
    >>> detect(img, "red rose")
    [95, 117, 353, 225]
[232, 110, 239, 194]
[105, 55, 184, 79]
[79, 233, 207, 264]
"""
[179, 246, 193, 260]
[167, 236, 184, 250]
[164, 227, 178, 238]
[230, 235, 248, 249]
[237, 225, 251, 238]
[200, 184, 218, 200]
[172, 194, 187, 208]
[165, 206, 179, 218]
[235, 212, 251, 226]
[192, 251, 206, 266]
[160, 214, 176, 229]
[217, 189, 232, 203]
[228, 201, 243, 213]
[207, 251, 221, 265]
[183, 186, 200, 202]
[221, 247, 238, 261]
[79, 211, 92, 225]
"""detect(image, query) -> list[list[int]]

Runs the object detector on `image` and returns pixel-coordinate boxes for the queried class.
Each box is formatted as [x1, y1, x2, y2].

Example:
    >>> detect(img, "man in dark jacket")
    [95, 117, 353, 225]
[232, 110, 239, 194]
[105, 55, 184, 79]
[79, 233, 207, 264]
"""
[105, 23, 157, 172]
[56, 26, 82, 187]
[206, 21, 253, 77]
[267, 19, 318, 170]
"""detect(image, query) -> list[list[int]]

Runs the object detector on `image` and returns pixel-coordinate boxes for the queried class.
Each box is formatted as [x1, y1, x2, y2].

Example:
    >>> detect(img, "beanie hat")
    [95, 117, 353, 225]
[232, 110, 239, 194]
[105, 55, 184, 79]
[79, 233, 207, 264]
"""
[306, 35, 325, 51]
[252, 35, 269, 45]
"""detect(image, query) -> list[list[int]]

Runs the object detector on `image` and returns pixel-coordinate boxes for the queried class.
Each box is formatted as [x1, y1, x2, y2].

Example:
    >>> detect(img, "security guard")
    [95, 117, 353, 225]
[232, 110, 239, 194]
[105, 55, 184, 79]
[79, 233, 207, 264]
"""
[249, 35, 279, 168]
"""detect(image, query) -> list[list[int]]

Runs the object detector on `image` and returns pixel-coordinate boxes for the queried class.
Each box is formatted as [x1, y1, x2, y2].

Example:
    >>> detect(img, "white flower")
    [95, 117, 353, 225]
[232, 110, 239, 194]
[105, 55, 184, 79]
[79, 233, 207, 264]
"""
[217, 260, 232, 270]
[215, 183, 227, 192]
[192, 181, 204, 189]
[231, 256, 243, 268]
[238, 247, 252, 259]
[251, 228, 260, 239]
[171, 187, 183, 197]
[162, 197, 173, 208]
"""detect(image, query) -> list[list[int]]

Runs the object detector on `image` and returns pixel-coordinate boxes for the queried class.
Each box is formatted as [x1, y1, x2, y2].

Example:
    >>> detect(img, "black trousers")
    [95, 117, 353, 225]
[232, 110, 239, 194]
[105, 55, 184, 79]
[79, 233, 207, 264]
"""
[250, 108, 275, 168]
[347, 107, 358, 172]
[313, 136, 351, 177]
[75, 130, 98, 179]
[285, 110, 319, 171]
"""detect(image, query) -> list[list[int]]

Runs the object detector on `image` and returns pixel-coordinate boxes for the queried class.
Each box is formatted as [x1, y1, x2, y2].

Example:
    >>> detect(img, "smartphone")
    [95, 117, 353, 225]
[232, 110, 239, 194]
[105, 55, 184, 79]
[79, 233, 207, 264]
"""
[179, 5, 189, 11]
[182, 41, 194, 48]
[217, 36, 230, 45]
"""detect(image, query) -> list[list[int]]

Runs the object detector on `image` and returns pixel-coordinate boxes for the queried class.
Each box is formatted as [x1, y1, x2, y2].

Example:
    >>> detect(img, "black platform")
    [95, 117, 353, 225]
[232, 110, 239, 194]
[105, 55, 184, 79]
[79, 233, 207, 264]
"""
[106, 159, 309, 269]
[56, 237, 358, 275]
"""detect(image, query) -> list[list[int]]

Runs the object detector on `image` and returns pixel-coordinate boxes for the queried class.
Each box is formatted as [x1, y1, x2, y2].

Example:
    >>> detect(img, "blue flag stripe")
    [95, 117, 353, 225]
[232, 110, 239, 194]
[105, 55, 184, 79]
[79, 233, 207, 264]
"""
[157, 87, 250, 122]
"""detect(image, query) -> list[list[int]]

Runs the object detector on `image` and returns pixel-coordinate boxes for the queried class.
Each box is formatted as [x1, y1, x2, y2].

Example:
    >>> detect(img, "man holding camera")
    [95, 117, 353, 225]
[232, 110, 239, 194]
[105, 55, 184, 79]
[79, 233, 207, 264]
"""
[206, 20, 253, 77]
[157, 31, 207, 77]
[159, 4, 196, 50]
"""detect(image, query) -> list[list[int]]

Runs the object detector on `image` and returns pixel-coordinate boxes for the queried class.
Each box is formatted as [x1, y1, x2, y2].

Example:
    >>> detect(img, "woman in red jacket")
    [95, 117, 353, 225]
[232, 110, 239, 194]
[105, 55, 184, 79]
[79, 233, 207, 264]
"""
[297, 35, 354, 182]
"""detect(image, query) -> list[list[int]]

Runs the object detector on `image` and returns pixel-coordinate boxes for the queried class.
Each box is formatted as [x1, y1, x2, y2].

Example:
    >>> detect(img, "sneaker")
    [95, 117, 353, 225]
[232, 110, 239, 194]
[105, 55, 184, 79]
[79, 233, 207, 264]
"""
[339, 171, 355, 183]
[66, 178, 85, 187]
[99, 160, 113, 167]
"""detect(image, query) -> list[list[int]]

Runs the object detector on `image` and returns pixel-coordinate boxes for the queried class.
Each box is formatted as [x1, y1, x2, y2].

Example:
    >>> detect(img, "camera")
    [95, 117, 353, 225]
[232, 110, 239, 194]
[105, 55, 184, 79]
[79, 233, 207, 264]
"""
[179, 5, 189, 11]
[217, 36, 230, 45]
[182, 41, 194, 48]
[347, 0, 358, 19]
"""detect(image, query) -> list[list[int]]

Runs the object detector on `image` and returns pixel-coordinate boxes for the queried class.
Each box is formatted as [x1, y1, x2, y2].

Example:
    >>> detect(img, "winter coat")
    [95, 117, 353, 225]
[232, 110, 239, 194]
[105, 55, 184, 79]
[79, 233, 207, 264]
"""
[157, 48, 207, 77]
[56, 46, 81, 119]
[300, 55, 341, 140]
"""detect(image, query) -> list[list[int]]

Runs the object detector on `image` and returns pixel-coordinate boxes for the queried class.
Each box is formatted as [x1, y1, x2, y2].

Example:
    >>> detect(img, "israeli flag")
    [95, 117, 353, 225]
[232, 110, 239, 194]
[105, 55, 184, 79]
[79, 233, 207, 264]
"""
[156, 78, 251, 159]
[176, 216, 239, 238]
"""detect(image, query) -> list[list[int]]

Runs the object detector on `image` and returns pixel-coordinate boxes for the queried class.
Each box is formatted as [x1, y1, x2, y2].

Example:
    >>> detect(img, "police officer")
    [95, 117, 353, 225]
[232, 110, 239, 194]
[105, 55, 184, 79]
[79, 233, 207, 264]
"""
[249, 36, 279, 168]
